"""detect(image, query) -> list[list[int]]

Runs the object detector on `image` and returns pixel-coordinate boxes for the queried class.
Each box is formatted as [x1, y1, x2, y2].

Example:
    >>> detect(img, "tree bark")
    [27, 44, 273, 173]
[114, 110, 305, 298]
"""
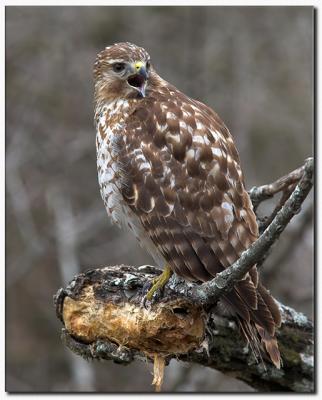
[54, 264, 313, 393]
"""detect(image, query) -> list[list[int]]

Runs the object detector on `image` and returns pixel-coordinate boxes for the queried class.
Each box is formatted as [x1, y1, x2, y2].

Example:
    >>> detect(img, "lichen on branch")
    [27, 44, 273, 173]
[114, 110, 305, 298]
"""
[54, 264, 313, 392]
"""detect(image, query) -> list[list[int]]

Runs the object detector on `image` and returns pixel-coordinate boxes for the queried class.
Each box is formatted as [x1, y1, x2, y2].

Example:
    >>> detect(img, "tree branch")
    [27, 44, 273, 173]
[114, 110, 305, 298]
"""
[248, 159, 309, 211]
[53, 158, 314, 392]
[54, 264, 313, 392]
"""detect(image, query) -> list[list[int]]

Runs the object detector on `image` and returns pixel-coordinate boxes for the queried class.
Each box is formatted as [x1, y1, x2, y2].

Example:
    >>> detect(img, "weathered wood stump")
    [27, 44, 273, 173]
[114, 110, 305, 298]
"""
[54, 264, 314, 392]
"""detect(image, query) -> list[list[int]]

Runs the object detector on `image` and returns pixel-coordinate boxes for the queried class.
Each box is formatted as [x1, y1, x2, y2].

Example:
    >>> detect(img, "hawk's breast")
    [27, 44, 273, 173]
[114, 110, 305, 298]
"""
[96, 99, 127, 226]
[95, 98, 166, 267]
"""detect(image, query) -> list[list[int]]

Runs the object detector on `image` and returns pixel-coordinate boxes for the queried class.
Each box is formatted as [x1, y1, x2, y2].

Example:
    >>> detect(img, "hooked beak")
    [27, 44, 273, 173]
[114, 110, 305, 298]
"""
[127, 61, 148, 97]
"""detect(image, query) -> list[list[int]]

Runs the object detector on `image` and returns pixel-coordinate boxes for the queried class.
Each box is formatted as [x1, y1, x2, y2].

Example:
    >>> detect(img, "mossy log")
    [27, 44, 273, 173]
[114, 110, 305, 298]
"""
[54, 264, 314, 392]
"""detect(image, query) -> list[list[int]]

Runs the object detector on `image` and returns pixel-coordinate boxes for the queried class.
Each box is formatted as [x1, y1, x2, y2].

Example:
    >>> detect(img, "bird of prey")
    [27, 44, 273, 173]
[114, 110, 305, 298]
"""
[94, 42, 281, 368]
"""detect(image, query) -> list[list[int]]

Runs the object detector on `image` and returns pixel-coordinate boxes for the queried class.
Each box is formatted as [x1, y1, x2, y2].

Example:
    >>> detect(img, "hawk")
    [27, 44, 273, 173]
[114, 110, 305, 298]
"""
[94, 42, 281, 368]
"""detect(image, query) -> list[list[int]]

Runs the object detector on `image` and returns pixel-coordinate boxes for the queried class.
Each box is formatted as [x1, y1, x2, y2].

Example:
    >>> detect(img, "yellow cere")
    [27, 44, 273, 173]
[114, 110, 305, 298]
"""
[134, 61, 144, 71]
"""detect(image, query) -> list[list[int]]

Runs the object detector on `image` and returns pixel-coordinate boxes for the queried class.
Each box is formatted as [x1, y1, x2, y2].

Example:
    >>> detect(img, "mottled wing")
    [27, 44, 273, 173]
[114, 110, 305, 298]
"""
[116, 85, 279, 334]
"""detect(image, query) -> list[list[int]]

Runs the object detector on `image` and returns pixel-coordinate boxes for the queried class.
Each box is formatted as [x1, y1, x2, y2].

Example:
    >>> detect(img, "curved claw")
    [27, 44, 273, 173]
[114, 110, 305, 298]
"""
[140, 280, 154, 309]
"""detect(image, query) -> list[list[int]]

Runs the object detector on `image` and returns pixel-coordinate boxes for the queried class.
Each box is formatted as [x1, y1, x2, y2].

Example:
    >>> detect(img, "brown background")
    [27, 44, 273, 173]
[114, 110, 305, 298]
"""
[6, 6, 313, 392]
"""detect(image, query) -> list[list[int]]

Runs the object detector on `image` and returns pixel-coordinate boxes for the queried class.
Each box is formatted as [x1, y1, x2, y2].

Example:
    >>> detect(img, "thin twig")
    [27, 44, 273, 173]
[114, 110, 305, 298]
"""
[258, 182, 298, 233]
[248, 160, 309, 211]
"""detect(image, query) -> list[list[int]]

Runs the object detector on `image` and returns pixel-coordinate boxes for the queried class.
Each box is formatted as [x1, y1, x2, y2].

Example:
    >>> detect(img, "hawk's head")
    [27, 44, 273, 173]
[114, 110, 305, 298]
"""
[94, 42, 152, 103]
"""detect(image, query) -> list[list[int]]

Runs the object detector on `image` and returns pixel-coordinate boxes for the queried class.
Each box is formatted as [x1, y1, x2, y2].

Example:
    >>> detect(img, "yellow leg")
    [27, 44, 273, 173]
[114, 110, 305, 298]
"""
[146, 265, 173, 301]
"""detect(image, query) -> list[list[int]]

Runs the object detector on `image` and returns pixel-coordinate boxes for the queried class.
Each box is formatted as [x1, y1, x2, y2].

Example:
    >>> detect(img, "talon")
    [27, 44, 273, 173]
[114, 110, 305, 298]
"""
[145, 265, 173, 301]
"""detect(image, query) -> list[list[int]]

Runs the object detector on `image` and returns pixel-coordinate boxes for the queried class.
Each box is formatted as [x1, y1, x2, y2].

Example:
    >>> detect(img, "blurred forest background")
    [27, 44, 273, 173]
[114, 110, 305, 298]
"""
[6, 6, 313, 392]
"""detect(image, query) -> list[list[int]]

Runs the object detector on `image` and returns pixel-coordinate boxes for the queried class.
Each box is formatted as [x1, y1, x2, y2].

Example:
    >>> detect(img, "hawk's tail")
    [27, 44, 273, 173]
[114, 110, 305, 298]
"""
[224, 282, 282, 369]
[238, 317, 281, 369]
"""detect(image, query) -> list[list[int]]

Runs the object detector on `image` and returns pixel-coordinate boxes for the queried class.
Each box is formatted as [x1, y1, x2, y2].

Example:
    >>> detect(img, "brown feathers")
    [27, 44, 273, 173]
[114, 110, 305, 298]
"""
[94, 42, 281, 369]
[256, 325, 281, 369]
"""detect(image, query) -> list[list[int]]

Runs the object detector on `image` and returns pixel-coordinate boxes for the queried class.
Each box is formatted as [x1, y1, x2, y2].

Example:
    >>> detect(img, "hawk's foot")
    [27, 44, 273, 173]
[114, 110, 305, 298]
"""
[145, 265, 173, 301]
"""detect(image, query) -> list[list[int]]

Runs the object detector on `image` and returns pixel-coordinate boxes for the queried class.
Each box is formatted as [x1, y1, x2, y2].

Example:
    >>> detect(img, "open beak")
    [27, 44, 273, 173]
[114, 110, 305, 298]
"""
[127, 61, 148, 97]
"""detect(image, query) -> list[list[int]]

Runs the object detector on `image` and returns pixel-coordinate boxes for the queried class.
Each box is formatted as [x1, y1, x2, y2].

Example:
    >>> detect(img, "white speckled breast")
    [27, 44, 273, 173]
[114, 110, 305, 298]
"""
[95, 99, 166, 267]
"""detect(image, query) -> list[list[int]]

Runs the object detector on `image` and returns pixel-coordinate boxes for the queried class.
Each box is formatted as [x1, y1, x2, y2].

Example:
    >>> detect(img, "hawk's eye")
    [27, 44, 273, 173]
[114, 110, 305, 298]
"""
[112, 62, 126, 73]
[146, 61, 151, 71]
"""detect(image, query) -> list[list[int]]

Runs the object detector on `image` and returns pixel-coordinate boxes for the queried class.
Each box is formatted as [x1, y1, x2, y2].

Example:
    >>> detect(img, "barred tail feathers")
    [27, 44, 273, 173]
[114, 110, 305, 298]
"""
[223, 284, 281, 369]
